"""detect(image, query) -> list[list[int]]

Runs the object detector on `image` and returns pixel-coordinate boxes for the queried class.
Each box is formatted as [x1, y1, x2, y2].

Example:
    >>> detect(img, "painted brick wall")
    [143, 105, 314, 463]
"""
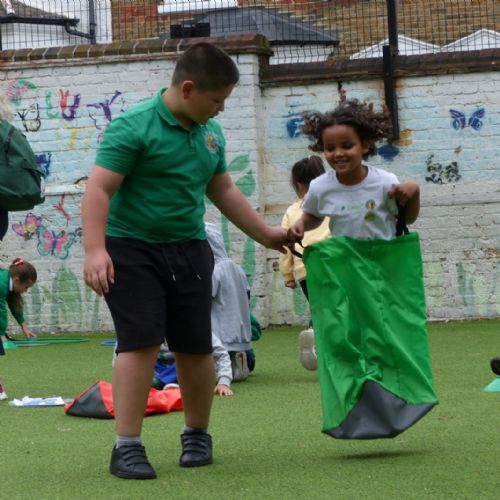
[0, 42, 272, 333]
[262, 73, 500, 324]
[0, 40, 499, 333]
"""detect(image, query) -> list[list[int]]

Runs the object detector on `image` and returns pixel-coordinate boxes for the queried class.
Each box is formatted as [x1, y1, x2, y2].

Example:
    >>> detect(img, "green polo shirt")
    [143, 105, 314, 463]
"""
[95, 88, 227, 243]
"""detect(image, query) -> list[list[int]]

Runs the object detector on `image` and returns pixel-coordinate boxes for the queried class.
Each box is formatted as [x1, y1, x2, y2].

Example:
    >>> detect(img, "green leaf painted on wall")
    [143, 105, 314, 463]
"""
[51, 266, 82, 328]
[27, 284, 42, 328]
[91, 294, 101, 332]
[235, 170, 256, 197]
[242, 236, 256, 288]
[227, 154, 249, 173]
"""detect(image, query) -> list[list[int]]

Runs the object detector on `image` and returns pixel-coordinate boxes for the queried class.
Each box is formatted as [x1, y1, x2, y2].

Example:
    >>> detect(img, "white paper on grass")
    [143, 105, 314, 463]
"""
[9, 396, 67, 407]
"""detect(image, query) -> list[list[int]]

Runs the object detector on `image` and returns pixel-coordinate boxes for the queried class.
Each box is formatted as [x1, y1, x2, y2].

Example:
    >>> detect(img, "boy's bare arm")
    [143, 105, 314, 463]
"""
[82, 165, 124, 295]
[207, 173, 288, 253]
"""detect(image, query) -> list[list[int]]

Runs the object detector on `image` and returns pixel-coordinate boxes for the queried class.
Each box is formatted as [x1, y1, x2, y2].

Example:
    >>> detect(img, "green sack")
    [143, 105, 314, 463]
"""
[303, 233, 438, 439]
[0, 120, 45, 211]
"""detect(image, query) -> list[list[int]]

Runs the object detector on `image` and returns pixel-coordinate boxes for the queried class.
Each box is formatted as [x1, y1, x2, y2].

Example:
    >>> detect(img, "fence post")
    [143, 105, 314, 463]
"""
[383, 0, 399, 140]
[88, 0, 97, 44]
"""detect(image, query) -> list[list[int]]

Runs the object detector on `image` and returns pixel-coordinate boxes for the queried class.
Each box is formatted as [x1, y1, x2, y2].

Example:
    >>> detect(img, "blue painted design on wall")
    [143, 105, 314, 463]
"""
[449, 108, 485, 130]
[377, 143, 400, 162]
[36, 152, 52, 177]
[286, 114, 304, 138]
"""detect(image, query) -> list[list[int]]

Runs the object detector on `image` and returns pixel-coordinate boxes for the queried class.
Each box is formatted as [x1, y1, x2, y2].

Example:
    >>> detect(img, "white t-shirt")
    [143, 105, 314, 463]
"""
[302, 165, 399, 240]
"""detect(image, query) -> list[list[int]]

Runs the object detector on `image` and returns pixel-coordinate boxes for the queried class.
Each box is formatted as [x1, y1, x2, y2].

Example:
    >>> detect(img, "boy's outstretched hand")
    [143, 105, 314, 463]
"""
[263, 226, 289, 254]
[287, 223, 304, 245]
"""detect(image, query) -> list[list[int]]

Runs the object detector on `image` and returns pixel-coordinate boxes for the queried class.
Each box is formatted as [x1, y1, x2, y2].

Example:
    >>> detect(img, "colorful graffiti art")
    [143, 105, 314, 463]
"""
[36, 152, 52, 178]
[11, 212, 43, 240]
[36, 226, 76, 260]
[449, 108, 485, 131]
[11, 195, 78, 259]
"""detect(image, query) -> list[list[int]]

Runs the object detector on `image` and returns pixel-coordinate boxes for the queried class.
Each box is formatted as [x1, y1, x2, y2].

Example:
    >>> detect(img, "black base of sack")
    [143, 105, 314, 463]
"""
[324, 381, 436, 440]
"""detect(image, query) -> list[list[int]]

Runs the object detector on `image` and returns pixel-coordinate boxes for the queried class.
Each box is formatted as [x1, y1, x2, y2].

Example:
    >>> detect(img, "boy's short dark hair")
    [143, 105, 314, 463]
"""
[172, 42, 240, 92]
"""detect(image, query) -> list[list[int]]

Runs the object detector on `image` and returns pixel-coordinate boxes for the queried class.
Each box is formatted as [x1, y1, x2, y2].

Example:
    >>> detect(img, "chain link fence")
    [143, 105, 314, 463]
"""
[1, 1, 499, 63]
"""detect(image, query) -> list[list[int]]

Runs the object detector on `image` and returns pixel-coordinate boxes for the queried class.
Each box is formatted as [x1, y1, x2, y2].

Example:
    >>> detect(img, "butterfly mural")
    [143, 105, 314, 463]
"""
[11, 213, 43, 240]
[17, 102, 41, 132]
[37, 226, 76, 260]
[449, 108, 485, 131]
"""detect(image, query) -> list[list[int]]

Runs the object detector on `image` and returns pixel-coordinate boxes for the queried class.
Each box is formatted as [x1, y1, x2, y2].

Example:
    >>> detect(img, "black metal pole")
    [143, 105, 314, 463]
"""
[88, 0, 97, 44]
[383, 0, 399, 140]
[387, 0, 398, 50]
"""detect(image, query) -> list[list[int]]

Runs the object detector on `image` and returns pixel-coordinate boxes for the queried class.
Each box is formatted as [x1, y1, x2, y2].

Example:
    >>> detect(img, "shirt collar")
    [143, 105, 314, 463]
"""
[155, 87, 200, 131]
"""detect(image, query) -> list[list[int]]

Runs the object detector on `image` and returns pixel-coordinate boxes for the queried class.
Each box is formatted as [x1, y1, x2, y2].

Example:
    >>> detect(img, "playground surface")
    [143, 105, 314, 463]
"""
[1, 320, 499, 499]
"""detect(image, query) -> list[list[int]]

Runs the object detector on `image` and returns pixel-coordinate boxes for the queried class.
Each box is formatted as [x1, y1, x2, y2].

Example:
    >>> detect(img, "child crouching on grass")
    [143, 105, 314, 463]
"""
[0, 258, 37, 400]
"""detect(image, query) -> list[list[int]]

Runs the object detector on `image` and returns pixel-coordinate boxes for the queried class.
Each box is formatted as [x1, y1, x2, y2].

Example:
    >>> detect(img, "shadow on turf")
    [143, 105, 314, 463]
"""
[337, 450, 427, 460]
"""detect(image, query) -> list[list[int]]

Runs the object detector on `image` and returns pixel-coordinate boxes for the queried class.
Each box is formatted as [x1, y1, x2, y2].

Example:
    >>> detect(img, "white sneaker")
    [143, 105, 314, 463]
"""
[0, 390, 8, 401]
[231, 351, 250, 382]
[162, 383, 180, 390]
[298, 328, 317, 371]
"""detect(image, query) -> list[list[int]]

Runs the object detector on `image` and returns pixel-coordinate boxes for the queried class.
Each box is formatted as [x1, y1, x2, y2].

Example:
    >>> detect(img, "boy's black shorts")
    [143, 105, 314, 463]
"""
[104, 236, 214, 354]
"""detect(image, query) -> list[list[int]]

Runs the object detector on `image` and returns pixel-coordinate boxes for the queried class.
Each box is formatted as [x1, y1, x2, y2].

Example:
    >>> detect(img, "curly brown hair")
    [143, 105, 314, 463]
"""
[301, 99, 393, 159]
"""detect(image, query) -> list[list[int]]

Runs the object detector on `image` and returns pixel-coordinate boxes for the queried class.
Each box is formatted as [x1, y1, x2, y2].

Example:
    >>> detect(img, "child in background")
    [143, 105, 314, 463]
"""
[279, 155, 330, 371]
[0, 258, 37, 400]
[119, 222, 257, 397]
[151, 333, 234, 396]
[117, 332, 235, 396]
[205, 222, 255, 380]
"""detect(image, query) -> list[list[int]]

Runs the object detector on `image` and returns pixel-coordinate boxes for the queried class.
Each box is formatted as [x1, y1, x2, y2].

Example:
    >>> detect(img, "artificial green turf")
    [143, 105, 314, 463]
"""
[1, 320, 499, 499]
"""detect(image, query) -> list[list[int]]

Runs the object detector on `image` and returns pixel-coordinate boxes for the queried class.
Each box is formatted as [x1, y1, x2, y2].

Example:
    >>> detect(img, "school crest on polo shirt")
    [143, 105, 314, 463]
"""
[204, 130, 220, 154]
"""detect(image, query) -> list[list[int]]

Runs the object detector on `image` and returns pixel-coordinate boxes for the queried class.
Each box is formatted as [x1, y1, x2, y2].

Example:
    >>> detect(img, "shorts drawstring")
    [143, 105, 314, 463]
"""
[161, 243, 202, 281]
[180, 244, 202, 281]
[161, 246, 176, 281]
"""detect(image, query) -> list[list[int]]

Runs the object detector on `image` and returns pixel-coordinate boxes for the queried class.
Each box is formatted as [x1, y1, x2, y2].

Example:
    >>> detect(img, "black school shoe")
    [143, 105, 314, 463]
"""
[109, 444, 157, 479]
[490, 358, 500, 376]
[179, 431, 213, 467]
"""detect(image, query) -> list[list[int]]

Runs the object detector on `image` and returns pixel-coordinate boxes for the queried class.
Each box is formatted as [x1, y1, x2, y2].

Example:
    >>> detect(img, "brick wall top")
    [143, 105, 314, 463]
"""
[0, 34, 272, 65]
[261, 48, 500, 86]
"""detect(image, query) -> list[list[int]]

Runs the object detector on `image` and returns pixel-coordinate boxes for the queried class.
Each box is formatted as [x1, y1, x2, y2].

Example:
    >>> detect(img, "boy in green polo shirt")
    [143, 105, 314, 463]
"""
[82, 42, 287, 480]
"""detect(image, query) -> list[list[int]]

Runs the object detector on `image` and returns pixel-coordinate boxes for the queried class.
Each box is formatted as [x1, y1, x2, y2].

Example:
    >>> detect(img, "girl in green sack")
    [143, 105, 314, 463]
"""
[287, 99, 437, 439]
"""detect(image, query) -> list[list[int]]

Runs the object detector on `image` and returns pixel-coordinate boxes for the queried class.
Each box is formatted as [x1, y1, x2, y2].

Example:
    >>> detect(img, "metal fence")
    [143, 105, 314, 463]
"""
[1, 1, 499, 63]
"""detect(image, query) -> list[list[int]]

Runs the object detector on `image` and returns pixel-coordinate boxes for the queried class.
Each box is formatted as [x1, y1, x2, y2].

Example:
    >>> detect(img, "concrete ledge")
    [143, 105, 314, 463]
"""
[0, 34, 272, 65]
[260, 48, 500, 86]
